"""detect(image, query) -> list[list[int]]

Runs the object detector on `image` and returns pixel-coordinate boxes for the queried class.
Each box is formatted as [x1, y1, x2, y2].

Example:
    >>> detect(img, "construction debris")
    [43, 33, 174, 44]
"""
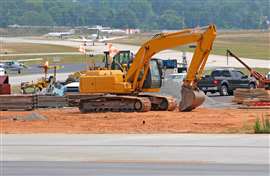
[9, 112, 48, 121]
[233, 88, 270, 108]
[0, 94, 68, 110]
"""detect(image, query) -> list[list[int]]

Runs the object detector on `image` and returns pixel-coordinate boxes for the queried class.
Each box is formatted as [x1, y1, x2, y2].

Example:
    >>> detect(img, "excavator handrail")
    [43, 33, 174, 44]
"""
[126, 25, 217, 91]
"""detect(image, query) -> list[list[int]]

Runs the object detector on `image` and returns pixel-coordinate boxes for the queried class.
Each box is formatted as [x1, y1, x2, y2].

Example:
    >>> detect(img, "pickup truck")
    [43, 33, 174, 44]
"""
[198, 68, 256, 96]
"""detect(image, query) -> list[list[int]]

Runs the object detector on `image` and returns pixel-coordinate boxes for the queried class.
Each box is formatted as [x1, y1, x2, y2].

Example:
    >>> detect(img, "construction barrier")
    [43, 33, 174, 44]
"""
[36, 95, 68, 108]
[0, 94, 103, 110]
[233, 88, 270, 108]
[0, 94, 36, 111]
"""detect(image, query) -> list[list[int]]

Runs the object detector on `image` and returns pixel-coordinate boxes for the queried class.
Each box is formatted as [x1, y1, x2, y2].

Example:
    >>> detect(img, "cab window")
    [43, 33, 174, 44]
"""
[232, 70, 245, 78]
[211, 70, 221, 77]
[221, 70, 231, 77]
[150, 61, 161, 82]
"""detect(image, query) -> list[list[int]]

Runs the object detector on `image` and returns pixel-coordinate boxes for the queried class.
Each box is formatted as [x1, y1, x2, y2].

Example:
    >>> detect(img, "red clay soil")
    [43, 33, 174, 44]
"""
[0, 108, 269, 134]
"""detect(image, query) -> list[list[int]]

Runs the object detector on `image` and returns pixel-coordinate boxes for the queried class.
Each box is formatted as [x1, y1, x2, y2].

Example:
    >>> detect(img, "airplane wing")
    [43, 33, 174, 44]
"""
[17, 58, 43, 62]
[68, 36, 94, 42]
[98, 36, 128, 42]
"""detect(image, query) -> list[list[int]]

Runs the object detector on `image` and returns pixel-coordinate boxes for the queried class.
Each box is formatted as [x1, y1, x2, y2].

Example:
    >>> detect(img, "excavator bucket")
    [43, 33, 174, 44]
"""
[179, 86, 205, 111]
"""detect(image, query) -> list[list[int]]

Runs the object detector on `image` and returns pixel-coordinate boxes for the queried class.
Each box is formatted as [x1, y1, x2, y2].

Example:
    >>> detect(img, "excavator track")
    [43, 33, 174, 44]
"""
[139, 94, 177, 111]
[79, 95, 151, 113]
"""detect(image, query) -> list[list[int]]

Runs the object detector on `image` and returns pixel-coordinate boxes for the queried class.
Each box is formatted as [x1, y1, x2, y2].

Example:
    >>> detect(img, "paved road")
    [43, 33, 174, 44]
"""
[23, 63, 86, 75]
[2, 161, 267, 176]
[0, 52, 81, 57]
[9, 72, 71, 85]
[1, 134, 269, 176]
[1, 37, 269, 68]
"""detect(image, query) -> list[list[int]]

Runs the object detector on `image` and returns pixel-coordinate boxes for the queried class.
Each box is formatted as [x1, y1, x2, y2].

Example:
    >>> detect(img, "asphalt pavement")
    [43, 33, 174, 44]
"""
[24, 63, 86, 75]
[2, 161, 268, 176]
[9, 72, 71, 85]
[1, 134, 269, 176]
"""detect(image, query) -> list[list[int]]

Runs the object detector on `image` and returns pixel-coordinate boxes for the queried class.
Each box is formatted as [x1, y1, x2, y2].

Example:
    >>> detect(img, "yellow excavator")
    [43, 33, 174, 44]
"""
[79, 25, 216, 112]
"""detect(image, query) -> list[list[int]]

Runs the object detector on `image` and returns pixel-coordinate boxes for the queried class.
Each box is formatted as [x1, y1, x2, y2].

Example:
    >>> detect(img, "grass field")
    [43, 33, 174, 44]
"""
[0, 42, 102, 65]
[0, 43, 78, 54]
[112, 30, 270, 60]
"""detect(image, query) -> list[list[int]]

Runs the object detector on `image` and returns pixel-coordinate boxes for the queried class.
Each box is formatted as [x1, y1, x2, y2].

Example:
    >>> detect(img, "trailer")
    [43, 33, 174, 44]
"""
[0, 75, 11, 94]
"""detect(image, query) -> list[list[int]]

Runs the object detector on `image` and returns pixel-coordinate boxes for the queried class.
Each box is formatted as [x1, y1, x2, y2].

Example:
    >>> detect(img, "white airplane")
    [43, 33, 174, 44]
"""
[70, 30, 127, 46]
[100, 29, 126, 35]
[77, 36, 127, 46]
[45, 29, 75, 38]
[87, 25, 111, 31]
[0, 58, 43, 74]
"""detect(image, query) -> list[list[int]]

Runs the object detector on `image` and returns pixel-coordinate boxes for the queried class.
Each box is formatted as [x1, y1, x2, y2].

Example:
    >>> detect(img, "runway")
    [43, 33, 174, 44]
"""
[1, 134, 269, 176]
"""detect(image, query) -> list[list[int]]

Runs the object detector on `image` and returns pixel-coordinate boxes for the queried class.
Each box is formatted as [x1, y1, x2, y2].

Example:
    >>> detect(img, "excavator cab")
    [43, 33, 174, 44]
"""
[104, 50, 163, 89]
[104, 51, 163, 89]
[142, 59, 163, 89]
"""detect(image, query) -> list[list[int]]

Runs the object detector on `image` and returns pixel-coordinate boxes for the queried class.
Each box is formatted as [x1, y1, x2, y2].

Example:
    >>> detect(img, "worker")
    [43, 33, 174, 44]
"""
[108, 43, 119, 68]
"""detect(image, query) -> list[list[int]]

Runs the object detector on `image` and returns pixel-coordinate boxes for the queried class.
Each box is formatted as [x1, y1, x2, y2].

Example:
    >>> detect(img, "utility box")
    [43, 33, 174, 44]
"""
[0, 76, 11, 94]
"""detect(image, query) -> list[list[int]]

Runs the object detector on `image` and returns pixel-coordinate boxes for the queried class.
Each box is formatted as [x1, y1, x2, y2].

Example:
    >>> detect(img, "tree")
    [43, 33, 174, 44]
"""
[19, 11, 54, 26]
[0, 0, 269, 29]
[159, 10, 185, 29]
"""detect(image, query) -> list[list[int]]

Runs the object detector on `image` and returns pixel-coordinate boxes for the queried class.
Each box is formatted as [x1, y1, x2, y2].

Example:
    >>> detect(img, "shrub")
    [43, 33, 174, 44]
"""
[254, 115, 270, 134]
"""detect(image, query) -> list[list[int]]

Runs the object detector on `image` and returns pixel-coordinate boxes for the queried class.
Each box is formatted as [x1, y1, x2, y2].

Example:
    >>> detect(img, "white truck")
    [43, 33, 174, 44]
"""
[0, 68, 6, 76]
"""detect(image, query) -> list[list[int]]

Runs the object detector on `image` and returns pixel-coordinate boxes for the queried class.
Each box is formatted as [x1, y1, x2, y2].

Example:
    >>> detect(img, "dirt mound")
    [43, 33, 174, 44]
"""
[1, 108, 268, 134]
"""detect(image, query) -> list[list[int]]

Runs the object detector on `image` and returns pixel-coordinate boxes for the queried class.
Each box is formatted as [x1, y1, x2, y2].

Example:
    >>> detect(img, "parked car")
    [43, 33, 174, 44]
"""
[64, 82, 79, 93]
[198, 68, 256, 96]
[165, 72, 187, 83]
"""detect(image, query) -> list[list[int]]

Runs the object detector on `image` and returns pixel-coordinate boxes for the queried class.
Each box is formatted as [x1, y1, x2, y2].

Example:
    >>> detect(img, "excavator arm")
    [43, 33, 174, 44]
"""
[126, 25, 216, 111]
[126, 25, 216, 90]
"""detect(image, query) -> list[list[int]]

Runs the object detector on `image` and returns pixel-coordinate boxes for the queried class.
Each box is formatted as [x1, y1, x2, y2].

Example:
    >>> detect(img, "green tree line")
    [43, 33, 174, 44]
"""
[0, 0, 269, 29]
